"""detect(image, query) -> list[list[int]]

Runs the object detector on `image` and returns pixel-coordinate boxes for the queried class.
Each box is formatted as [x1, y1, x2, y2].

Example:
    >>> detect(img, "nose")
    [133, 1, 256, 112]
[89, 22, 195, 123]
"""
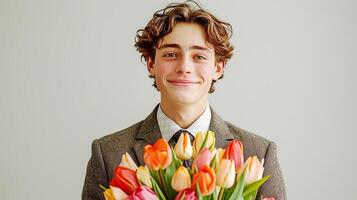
[175, 54, 192, 74]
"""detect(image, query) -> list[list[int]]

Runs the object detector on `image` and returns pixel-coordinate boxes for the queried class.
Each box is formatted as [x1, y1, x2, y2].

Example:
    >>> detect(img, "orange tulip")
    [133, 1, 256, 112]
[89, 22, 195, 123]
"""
[222, 140, 244, 171]
[191, 165, 216, 196]
[110, 166, 140, 195]
[144, 138, 172, 171]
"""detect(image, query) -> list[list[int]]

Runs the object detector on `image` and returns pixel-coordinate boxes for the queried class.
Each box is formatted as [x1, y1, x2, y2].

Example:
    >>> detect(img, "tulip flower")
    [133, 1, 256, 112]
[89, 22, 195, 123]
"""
[127, 186, 159, 200]
[222, 140, 244, 171]
[172, 166, 191, 192]
[111, 186, 128, 200]
[174, 133, 193, 160]
[216, 158, 235, 188]
[193, 131, 215, 158]
[100, 185, 128, 200]
[119, 152, 138, 170]
[192, 148, 212, 171]
[211, 148, 225, 171]
[101, 186, 115, 200]
[110, 166, 140, 195]
[175, 188, 198, 200]
[244, 156, 265, 185]
[136, 165, 152, 188]
[191, 165, 216, 196]
[144, 138, 172, 171]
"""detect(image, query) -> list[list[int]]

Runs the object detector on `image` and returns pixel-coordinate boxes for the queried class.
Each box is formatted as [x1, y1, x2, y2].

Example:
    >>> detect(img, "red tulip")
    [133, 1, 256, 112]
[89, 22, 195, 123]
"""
[175, 188, 198, 200]
[222, 140, 244, 171]
[192, 148, 212, 171]
[110, 166, 140, 195]
[126, 186, 159, 200]
[191, 165, 216, 196]
[144, 138, 172, 170]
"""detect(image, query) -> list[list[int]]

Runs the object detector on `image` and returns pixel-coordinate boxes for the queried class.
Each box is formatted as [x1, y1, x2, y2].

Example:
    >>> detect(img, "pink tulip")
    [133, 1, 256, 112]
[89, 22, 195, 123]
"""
[175, 188, 198, 200]
[192, 148, 212, 171]
[262, 198, 275, 200]
[126, 186, 159, 200]
[222, 140, 244, 171]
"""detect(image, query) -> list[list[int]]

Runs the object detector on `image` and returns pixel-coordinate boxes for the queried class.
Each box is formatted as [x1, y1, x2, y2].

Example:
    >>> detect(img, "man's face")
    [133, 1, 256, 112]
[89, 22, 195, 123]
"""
[147, 22, 224, 106]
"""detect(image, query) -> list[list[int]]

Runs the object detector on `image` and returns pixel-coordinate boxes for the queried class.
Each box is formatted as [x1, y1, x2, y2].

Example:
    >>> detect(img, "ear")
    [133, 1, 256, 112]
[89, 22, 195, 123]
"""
[213, 61, 225, 80]
[146, 57, 155, 76]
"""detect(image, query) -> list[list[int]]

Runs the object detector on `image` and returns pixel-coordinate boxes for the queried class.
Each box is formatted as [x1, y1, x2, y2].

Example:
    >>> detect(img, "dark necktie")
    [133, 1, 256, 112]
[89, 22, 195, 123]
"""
[169, 129, 194, 146]
[169, 129, 194, 167]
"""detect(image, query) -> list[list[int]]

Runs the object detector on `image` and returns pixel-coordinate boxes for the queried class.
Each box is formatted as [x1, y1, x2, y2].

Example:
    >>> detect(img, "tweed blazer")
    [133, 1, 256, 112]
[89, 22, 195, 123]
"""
[82, 105, 287, 200]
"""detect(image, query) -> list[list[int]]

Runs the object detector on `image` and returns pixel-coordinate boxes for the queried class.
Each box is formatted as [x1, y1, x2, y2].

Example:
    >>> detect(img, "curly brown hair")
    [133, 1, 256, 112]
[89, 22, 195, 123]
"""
[135, 0, 234, 93]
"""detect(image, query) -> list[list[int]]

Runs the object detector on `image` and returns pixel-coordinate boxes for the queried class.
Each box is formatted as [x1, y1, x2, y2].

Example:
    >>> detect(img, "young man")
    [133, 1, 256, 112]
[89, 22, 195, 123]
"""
[82, 1, 286, 199]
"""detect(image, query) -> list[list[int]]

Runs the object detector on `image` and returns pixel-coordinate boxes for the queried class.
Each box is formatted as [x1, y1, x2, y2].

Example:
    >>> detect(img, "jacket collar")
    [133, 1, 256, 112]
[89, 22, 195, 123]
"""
[132, 104, 235, 165]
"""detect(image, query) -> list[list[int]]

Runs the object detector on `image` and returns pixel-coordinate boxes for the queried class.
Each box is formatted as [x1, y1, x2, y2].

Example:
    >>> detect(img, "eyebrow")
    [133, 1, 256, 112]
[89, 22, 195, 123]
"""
[157, 43, 210, 51]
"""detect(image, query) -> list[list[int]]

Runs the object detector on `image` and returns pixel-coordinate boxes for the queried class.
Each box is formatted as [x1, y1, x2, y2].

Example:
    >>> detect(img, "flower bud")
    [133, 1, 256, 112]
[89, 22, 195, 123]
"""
[171, 166, 191, 192]
[136, 165, 152, 188]
[174, 133, 193, 160]
[216, 159, 235, 188]
[119, 152, 138, 170]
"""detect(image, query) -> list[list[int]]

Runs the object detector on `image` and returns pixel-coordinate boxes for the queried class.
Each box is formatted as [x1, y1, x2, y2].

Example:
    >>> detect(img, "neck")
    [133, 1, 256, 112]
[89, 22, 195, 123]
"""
[160, 99, 208, 129]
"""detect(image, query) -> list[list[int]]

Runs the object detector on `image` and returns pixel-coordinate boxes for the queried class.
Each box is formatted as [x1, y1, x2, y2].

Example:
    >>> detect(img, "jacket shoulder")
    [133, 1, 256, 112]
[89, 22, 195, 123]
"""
[94, 121, 144, 174]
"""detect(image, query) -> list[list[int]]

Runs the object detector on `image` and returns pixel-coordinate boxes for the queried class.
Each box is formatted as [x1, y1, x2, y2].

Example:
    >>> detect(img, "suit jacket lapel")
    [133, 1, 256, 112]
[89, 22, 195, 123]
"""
[132, 105, 162, 165]
[209, 107, 237, 148]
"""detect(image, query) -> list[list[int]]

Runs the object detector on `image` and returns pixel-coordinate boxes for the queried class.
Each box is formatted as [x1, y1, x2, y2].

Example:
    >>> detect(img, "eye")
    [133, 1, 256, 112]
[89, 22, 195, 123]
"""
[194, 55, 207, 60]
[163, 52, 177, 58]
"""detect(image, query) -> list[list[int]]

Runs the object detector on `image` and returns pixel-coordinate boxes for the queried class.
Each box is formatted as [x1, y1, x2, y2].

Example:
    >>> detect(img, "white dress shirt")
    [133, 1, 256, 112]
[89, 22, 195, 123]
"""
[157, 103, 211, 141]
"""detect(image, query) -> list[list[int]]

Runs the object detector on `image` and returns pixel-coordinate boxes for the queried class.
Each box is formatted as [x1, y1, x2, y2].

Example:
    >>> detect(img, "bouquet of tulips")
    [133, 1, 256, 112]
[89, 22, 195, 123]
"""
[100, 131, 274, 200]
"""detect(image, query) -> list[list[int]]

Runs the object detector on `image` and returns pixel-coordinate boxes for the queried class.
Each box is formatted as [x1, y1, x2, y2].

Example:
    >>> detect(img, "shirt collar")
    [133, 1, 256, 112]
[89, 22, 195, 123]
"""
[157, 103, 211, 141]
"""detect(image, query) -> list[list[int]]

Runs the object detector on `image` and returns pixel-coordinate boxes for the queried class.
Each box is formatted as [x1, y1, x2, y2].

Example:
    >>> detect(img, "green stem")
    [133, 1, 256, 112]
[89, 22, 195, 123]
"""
[158, 169, 169, 197]
[218, 188, 225, 200]
[99, 184, 107, 191]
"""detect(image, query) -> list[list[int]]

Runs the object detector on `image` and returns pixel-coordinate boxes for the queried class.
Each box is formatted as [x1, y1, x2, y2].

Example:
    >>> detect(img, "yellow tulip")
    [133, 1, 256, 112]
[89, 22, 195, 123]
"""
[136, 165, 152, 188]
[174, 133, 193, 160]
[171, 166, 192, 192]
[193, 131, 215, 158]
[213, 148, 225, 171]
[119, 152, 138, 170]
[216, 159, 235, 188]
[103, 187, 115, 200]
[101, 185, 128, 200]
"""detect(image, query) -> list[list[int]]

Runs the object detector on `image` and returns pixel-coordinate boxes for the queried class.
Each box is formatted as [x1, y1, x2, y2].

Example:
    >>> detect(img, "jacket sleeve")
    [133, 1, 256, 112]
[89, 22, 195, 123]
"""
[82, 139, 108, 200]
[257, 141, 287, 200]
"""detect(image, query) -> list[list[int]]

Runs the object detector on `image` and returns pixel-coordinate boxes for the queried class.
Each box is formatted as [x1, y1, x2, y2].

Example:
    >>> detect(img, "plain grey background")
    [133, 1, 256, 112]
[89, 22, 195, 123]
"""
[1, 0, 356, 199]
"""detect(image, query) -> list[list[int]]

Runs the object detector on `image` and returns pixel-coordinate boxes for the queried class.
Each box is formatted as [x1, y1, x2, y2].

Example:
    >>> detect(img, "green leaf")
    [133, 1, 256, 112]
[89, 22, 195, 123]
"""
[196, 183, 203, 200]
[228, 166, 247, 200]
[151, 177, 167, 200]
[210, 153, 217, 169]
[242, 175, 270, 198]
[149, 170, 161, 189]
[171, 146, 183, 168]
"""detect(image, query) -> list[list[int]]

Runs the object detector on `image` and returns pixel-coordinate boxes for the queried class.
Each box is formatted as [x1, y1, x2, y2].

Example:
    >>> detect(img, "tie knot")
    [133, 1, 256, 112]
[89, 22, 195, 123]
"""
[169, 129, 194, 146]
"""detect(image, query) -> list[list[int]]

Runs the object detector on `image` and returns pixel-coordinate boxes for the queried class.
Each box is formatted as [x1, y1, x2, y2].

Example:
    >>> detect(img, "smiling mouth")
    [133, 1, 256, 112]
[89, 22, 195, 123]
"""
[168, 80, 200, 86]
